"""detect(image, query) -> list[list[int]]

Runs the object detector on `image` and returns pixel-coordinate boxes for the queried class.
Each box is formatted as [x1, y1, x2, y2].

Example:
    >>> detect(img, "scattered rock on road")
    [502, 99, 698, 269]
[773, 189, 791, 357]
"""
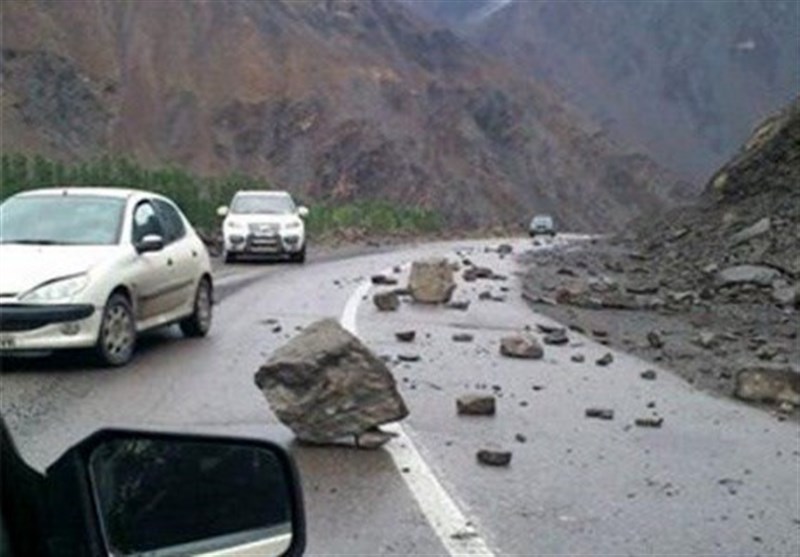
[640, 369, 658, 380]
[543, 329, 569, 345]
[585, 408, 614, 420]
[398, 353, 421, 363]
[408, 258, 456, 304]
[463, 266, 495, 282]
[446, 300, 471, 311]
[395, 330, 416, 342]
[497, 244, 513, 255]
[635, 417, 664, 428]
[254, 319, 408, 445]
[571, 354, 585, 363]
[476, 450, 512, 467]
[372, 274, 398, 286]
[456, 395, 496, 416]
[374, 291, 399, 311]
[452, 333, 474, 343]
[500, 335, 544, 359]
[596, 353, 614, 366]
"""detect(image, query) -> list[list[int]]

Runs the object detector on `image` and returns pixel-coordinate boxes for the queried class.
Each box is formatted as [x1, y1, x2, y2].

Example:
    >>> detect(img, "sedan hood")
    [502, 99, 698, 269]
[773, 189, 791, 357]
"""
[0, 245, 121, 296]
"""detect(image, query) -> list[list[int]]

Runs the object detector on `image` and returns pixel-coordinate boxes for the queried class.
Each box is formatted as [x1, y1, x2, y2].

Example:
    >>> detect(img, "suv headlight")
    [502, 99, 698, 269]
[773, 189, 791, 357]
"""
[21, 274, 89, 303]
[284, 221, 302, 231]
[225, 220, 244, 230]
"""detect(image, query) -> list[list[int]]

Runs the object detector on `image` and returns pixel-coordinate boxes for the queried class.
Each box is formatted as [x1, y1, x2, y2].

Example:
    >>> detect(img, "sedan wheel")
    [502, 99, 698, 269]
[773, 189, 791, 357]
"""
[180, 278, 213, 337]
[95, 294, 136, 367]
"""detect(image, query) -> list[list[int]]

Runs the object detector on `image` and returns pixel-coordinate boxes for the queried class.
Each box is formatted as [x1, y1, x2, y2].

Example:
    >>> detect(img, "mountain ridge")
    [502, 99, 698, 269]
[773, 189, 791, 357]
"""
[1, 0, 689, 230]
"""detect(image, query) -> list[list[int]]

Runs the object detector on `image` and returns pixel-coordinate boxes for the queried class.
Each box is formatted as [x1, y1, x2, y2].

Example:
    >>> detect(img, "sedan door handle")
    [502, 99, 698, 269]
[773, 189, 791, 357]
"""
[167, 258, 174, 266]
[192, 250, 198, 257]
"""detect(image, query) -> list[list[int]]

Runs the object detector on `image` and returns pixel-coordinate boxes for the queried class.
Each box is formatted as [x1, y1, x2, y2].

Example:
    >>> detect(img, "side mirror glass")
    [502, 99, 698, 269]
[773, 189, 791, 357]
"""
[137, 234, 164, 253]
[217, 206, 229, 217]
[297, 206, 309, 219]
[87, 434, 299, 556]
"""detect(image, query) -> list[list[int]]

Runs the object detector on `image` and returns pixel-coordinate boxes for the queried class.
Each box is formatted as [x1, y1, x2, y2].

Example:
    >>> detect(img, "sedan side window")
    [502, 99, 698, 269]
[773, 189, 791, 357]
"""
[132, 202, 165, 245]
[152, 199, 187, 244]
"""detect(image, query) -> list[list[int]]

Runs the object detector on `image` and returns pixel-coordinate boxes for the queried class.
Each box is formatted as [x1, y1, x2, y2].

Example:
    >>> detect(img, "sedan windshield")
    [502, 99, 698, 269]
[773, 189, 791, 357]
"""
[0, 194, 126, 246]
[231, 195, 295, 215]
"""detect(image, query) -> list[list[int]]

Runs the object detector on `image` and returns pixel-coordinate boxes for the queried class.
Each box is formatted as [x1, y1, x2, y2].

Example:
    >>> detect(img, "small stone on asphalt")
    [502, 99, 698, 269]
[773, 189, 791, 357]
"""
[476, 450, 512, 467]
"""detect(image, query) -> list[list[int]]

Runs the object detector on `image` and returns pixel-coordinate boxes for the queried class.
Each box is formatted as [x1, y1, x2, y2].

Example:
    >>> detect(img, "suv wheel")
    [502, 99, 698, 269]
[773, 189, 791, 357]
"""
[180, 277, 213, 337]
[95, 293, 136, 367]
[291, 245, 306, 264]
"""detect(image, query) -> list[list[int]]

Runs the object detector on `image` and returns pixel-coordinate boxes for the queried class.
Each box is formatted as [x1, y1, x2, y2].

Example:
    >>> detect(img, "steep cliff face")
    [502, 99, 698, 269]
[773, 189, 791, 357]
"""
[406, 0, 799, 183]
[1, 0, 687, 229]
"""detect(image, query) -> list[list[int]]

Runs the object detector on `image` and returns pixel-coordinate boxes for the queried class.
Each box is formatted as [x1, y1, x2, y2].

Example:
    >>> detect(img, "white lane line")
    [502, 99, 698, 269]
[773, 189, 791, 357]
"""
[341, 268, 496, 556]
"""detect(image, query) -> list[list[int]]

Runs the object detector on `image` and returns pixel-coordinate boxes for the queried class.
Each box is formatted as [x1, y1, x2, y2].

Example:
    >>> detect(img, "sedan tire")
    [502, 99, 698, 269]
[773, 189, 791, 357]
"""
[95, 293, 136, 367]
[180, 277, 213, 338]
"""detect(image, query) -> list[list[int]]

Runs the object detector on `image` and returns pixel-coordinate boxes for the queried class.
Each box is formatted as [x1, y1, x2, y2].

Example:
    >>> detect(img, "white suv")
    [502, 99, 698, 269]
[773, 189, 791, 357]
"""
[218, 191, 308, 263]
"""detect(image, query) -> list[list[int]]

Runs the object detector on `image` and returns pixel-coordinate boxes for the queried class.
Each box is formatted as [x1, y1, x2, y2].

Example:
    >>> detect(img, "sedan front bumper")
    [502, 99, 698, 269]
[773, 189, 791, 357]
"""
[0, 303, 101, 351]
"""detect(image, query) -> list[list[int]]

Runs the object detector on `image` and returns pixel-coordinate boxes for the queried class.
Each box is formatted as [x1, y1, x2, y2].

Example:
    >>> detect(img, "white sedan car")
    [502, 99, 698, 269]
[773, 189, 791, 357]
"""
[0, 187, 213, 366]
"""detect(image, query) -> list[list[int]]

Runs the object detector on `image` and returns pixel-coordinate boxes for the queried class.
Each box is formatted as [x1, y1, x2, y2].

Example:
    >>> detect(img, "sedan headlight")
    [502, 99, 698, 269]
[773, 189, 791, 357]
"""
[21, 273, 89, 303]
[284, 221, 302, 231]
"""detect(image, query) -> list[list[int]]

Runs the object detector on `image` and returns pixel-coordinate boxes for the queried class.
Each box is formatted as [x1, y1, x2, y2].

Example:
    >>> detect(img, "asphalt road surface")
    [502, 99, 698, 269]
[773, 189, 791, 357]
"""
[2, 237, 798, 555]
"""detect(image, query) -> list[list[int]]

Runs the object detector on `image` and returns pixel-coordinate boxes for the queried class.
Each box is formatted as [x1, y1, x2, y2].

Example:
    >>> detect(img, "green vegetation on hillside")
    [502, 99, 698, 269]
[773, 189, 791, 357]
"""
[0, 153, 441, 236]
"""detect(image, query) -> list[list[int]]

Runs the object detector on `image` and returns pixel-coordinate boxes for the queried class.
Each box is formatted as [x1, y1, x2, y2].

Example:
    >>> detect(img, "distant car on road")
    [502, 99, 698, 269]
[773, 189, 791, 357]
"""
[0, 187, 213, 366]
[528, 214, 556, 237]
[217, 190, 308, 264]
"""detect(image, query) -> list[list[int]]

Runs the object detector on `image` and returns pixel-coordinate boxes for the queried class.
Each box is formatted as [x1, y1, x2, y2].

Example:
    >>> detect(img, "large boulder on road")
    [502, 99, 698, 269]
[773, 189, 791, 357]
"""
[254, 319, 409, 445]
[408, 258, 456, 304]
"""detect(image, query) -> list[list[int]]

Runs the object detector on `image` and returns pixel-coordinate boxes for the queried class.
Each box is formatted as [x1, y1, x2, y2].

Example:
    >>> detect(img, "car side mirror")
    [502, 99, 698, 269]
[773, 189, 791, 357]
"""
[44, 429, 306, 557]
[136, 234, 164, 253]
[217, 206, 229, 217]
[297, 206, 309, 219]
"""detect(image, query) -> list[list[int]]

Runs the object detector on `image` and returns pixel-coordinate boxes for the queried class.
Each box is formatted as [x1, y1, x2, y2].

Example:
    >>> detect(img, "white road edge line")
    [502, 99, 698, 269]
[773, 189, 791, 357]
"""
[341, 268, 496, 556]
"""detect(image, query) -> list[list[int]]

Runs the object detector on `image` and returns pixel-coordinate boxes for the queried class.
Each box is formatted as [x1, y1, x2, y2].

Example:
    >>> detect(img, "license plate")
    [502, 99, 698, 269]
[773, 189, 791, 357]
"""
[0, 335, 16, 349]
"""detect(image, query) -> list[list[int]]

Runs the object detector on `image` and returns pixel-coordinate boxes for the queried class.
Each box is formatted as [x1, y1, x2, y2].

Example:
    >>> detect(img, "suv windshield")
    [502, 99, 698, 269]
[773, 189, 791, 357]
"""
[231, 195, 295, 215]
[0, 195, 126, 246]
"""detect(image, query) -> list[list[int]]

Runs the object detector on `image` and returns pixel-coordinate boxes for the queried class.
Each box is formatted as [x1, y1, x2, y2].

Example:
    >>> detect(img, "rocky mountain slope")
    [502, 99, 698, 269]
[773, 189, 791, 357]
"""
[406, 0, 799, 182]
[520, 98, 799, 407]
[1, 0, 688, 230]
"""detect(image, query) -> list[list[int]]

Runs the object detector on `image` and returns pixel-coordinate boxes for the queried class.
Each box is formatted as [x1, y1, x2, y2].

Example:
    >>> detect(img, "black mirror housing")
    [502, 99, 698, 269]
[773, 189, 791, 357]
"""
[136, 234, 164, 253]
[43, 429, 306, 557]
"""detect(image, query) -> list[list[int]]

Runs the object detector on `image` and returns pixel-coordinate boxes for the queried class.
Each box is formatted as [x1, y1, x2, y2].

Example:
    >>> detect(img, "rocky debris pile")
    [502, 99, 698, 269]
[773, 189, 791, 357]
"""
[520, 99, 799, 412]
[254, 319, 408, 447]
[628, 99, 800, 309]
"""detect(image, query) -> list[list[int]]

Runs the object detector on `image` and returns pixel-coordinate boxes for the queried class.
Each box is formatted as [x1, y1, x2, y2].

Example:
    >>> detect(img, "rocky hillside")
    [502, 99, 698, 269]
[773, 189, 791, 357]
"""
[519, 98, 799, 406]
[1, 0, 688, 230]
[630, 97, 799, 306]
[406, 0, 799, 183]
